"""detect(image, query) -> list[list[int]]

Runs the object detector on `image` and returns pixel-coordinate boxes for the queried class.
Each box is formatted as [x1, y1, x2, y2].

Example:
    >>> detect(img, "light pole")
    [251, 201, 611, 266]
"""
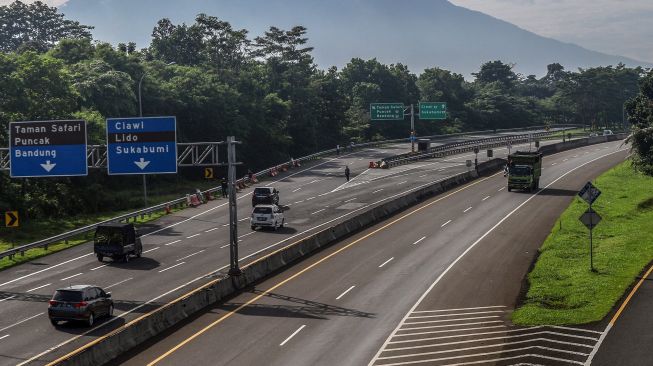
[137, 61, 175, 207]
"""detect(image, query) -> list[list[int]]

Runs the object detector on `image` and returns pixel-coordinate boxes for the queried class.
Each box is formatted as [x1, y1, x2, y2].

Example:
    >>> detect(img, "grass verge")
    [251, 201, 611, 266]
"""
[513, 161, 653, 325]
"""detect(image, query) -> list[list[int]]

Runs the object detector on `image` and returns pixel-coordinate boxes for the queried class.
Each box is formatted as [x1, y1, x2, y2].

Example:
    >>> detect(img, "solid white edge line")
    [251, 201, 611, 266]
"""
[336, 285, 356, 300]
[280, 324, 306, 346]
[0, 313, 44, 333]
[379, 257, 394, 268]
[584, 323, 612, 365]
[158, 262, 185, 273]
[26, 283, 51, 293]
[20, 141, 617, 364]
[367, 147, 628, 366]
[60, 273, 83, 281]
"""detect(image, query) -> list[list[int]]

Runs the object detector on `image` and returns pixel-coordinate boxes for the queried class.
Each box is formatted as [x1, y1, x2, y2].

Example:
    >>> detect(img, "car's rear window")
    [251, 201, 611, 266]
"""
[53, 290, 82, 302]
[254, 188, 271, 195]
[253, 207, 272, 214]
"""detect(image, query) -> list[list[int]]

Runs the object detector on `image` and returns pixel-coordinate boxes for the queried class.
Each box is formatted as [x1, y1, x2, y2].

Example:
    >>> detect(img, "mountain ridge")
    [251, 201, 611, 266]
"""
[60, 0, 652, 78]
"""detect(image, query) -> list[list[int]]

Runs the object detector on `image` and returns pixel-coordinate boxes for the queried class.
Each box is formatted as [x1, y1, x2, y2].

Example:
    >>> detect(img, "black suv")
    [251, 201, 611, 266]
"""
[93, 223, 143, 262]
[252, 187, 280, 207]
[48, 285, 113, 327]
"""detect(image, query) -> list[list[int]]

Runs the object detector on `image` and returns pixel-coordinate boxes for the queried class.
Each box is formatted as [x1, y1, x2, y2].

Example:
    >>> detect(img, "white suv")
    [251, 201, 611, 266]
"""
[251, 204, 285, 230]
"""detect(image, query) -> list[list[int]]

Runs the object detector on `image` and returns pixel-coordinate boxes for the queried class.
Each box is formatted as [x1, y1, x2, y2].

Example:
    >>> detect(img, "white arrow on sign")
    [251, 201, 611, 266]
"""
[40, 160, 56, 172]
[134, 158, 150, 170]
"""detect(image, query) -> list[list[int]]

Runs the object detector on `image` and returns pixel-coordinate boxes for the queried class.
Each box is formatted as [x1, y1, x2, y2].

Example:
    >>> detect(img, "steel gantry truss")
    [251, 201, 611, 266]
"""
[0, 142, 226, 171]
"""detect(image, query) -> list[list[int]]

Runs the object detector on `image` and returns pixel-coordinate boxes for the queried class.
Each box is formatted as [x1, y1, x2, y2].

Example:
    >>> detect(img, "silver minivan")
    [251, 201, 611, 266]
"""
[250, 204, 285, 230]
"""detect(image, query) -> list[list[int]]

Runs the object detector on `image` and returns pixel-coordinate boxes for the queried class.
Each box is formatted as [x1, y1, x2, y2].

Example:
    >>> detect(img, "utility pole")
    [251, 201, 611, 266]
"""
[227, 136, 242, 276]
[410, 104, 415, 153]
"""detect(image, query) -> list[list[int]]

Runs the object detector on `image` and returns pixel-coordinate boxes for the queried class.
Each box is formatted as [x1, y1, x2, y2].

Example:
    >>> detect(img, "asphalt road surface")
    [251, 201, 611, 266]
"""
[0, 131, 558, 366]
[112, 141, 628, 366]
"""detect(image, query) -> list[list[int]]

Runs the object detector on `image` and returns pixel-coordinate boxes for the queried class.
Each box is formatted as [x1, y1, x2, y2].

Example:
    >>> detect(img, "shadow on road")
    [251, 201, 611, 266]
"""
[538, 188, 578, 197]
[99, 256, 160, 271]
[217, 290, 375, 320]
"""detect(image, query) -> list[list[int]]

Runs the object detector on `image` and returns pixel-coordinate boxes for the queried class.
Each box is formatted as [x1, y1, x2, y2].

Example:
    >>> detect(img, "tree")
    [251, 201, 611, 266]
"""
[625, 70, 653, 175]
[473, 60, 518, 88]
[0, 1, 93, 53]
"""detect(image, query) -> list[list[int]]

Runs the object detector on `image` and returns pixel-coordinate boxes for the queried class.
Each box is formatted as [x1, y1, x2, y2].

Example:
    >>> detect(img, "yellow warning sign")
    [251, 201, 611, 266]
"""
[204, 167, 214, 179]
[5, 211, 19, 227]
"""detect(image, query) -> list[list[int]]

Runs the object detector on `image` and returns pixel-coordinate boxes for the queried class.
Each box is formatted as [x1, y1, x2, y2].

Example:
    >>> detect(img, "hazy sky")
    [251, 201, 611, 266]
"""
[449, 0, 653, 62]
[3, 0, 652, 64]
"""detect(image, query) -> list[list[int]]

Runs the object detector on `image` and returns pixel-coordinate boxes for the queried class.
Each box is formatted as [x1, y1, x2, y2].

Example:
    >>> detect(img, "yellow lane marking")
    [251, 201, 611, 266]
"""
[46, 172, 497, 366]
[146, 174, 500, 365]
[609, 263, 653, 326]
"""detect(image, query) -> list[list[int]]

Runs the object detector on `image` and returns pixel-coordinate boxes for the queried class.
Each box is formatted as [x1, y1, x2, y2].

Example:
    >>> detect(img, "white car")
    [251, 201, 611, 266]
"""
[602, 129, 614, 136]
[251, 204, 285, 230]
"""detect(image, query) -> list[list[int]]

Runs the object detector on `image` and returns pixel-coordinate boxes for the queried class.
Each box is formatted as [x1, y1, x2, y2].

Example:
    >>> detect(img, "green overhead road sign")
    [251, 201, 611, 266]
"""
[370, 103, 405, 120]
[419, 102, 447, 120]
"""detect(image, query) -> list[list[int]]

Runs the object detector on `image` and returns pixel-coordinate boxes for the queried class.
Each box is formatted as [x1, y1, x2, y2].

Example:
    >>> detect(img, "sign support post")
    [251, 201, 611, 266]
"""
[227, 136, 242, 276]
[410, 104, 415, 153]
[578, 181, 602, 272]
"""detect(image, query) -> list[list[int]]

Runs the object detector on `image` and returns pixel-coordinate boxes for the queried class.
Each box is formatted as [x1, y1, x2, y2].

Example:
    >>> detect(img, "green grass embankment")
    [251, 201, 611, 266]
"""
[0, 180, 222, 271]
[513, 161, 653, 325]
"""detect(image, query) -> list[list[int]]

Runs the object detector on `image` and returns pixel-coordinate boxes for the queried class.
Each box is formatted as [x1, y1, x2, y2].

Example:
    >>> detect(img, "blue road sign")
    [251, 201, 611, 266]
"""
[9, 120, 88, 178]
[106, 116, 177, 175]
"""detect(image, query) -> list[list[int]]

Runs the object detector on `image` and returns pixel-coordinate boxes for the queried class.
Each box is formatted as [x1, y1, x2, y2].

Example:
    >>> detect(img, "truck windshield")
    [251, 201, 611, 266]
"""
[510, 166, 531, 176]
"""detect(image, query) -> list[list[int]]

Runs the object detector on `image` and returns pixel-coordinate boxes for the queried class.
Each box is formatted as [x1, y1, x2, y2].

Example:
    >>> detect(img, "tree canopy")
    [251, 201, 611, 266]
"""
[0, 0, 649, 219]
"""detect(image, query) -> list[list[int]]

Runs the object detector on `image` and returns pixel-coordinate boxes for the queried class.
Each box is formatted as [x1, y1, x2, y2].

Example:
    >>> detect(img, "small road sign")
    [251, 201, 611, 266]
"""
[487, 149, 493, 158]
[106, 116, 177, 175]
[9, 120, 87, 178]
[419, 102, 447, 120]
[205, 167, 214, 179]
[370, 103, 404, 120]
[5, 211, 18, 227]
[579, 208, 602, 230]
[578, 181, 601, 205]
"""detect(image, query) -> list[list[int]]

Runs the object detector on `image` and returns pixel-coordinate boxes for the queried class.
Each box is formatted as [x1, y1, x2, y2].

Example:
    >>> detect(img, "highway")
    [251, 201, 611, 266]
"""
[0, 131, 555, 365]
[111, 141, 628, 366]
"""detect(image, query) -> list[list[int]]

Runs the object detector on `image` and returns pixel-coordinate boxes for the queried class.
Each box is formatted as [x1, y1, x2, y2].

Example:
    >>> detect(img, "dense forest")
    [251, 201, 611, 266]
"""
[0, 1, 650, 219]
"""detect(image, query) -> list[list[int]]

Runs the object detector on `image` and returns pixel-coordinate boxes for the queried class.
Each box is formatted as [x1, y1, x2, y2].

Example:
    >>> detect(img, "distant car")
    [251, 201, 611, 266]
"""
[251, 187, 280, 207]
[602, 129, 614, 136]
[589, 132, 599, 137]
[48, 285, 113, 327]
[251, 204, 285, 230]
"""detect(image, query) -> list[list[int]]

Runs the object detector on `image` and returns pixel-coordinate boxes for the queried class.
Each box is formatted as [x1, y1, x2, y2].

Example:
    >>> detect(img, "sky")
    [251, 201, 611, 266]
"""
[448, 0, 653, 63]
[2, 0, 652, 65]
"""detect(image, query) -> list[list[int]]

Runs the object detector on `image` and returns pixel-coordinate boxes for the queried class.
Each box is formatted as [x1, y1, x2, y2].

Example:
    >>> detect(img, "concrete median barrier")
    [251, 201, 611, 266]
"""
[53, 135, 623, 366]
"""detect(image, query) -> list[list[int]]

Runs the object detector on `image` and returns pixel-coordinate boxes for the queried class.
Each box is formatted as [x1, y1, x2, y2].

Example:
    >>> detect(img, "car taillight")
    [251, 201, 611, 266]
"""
[74, 301, 87, 309]
[48, 300, 58, 306]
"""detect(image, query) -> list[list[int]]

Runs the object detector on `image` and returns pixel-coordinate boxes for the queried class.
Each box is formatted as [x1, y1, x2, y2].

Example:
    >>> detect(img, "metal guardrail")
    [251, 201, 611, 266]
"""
[0, 124, 582, 261]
